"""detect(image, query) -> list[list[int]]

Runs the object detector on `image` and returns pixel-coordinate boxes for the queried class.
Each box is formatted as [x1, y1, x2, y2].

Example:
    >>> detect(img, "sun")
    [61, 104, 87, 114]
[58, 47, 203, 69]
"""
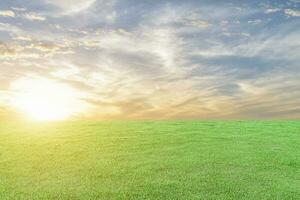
[10, 77, 86, 121]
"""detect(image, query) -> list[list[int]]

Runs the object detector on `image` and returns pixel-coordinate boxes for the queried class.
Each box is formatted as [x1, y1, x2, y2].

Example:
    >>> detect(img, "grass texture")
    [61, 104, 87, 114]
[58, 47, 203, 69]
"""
[0, 121, 299, 199]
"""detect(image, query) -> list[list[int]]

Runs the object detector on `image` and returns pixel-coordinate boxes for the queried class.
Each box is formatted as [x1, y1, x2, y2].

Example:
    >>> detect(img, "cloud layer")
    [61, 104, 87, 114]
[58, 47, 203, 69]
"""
[0, 0, 300, 119]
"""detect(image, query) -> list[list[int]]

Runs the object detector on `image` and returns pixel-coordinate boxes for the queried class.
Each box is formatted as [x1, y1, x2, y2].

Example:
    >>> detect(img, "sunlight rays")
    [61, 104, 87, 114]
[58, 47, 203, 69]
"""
[10, 77, 87, 121]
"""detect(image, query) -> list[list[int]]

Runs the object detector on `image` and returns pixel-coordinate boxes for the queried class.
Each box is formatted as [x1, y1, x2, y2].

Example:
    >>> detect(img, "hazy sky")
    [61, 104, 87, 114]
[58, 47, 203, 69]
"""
[0, 0, 300, 120]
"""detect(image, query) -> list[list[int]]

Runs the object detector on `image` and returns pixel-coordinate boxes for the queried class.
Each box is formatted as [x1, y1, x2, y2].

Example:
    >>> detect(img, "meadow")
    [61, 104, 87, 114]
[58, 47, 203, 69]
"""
[0, 121, 299, 199]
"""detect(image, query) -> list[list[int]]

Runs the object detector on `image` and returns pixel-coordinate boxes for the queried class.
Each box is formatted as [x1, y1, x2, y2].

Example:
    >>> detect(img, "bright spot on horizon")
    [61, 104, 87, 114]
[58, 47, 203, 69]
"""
[10, 77, 87, 121]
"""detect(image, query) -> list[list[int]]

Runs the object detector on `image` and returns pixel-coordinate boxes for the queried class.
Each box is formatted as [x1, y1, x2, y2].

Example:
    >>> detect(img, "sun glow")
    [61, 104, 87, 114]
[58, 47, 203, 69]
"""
[10, 77, 87, 121]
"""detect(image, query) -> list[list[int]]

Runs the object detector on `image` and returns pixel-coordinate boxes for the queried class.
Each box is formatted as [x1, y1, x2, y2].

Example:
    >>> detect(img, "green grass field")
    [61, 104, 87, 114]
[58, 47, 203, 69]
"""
[0, 121, 299, 199]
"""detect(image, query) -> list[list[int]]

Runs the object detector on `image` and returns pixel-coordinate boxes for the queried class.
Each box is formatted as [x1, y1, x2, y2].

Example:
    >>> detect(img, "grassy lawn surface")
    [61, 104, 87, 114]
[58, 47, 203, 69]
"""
[0, 121, 299, 199]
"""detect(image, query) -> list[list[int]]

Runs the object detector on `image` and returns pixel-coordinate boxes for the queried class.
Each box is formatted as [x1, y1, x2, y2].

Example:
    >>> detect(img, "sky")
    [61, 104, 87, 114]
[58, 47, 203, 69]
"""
[0, 0, 300, 120]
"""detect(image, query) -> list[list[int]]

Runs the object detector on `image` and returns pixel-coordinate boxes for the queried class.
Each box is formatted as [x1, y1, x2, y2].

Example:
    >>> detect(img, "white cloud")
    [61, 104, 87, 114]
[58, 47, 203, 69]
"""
[248, 19, 262, 25]
[11, 7, 27, 12]
[13, 36, 32, 41]
[180, 11, 211, 28]
[24, 13, 46, 21]
[46, 0, 96, 15]
[28, 43, 60, 52]
[0, 42, 40, 60]
[183, 19, 210, 28]
[265, 8, 281, 14]
[284, 9, 300, 17]
[0, 10, 15, 17]
[0, 23, 23, 35]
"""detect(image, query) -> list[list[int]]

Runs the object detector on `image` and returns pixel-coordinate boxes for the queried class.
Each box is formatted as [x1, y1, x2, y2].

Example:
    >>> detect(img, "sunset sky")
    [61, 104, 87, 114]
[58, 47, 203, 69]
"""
[0, 0, 300, 120]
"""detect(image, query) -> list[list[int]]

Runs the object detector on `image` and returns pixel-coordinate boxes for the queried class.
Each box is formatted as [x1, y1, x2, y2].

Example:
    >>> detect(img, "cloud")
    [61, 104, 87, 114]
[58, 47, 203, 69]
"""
[23, 12, 46, 21]
[265, 8, 281, 14]
[46, 0, 97, 15]
[0, 42, 16, 58]
[0, 22, 23, 35]
[11, 7, 27, 12]
[13, 36, 32, 41]
[248, 19, 262, 25]
[0, 0, 299, 119]
[0, 42, 39, 60]
[183, 19, 210, 28]
[180, 12, 211, 28]
[284, 9, 300, 17]
[29, 42, 60, 52]
[0, 10, 15, 17]
[0, 39, 68, 60]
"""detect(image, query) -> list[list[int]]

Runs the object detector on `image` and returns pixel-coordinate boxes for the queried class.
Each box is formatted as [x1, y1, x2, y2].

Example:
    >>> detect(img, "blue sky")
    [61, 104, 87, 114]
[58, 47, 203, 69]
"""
[0, 0, 300, 120]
